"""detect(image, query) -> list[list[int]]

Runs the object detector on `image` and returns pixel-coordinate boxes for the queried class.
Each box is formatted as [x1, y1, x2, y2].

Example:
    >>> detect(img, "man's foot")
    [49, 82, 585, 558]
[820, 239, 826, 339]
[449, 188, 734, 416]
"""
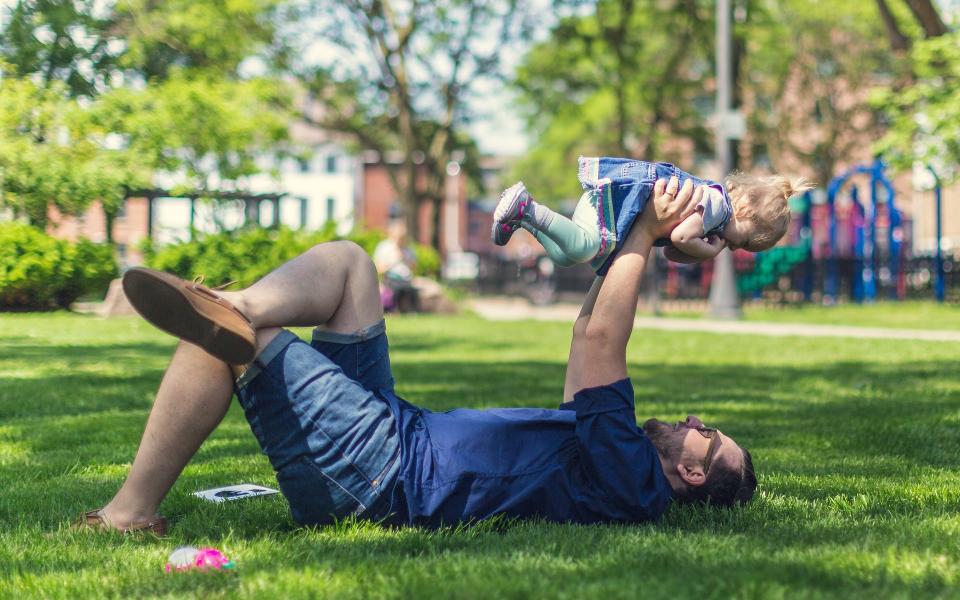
[492, 181, 532, 246]
[75, 508, 168, 536]
[122, 267, 256, 364]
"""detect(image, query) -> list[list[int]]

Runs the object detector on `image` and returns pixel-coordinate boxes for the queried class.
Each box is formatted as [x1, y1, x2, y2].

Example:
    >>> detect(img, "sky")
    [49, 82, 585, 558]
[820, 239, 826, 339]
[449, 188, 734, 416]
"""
[467, 86, 531, 157]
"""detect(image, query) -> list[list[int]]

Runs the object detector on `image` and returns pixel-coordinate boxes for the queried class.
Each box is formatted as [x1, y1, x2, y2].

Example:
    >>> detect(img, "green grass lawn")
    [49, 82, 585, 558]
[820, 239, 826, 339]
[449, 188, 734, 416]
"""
[741, 301, 960, 331]
[2, 312, 960, 598]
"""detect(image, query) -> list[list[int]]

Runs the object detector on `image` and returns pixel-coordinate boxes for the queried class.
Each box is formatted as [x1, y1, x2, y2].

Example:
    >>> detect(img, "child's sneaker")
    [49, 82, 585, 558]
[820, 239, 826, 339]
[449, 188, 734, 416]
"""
[492, 182, 531, 246]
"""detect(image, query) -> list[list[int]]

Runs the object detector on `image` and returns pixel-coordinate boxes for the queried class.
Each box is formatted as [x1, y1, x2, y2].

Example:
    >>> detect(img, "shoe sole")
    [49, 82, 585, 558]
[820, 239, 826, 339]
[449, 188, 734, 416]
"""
[491, 182, 527, 246]
[123, 268, 255, 364]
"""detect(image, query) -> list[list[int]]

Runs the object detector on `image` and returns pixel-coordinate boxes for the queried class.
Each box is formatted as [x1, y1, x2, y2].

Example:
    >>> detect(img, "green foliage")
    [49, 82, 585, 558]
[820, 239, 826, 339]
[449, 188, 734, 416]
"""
[143, 226, 386, 288]
[0, 1, 296, 234]
[59, 239, 120, 306]
[0, 66, 151, 230]
[743, 0, 898, 184]
[512, 1, 714, 203]
[89, 75, 294, 195]
[413, 243, 441, 278]
[513, 0, 909, 196]
[873, 32, 960, 178]
[0, 222, 117, 309]
[0, 0, 290, 91]
[0, 0, 119, 98]
[113, 0, 290, 81]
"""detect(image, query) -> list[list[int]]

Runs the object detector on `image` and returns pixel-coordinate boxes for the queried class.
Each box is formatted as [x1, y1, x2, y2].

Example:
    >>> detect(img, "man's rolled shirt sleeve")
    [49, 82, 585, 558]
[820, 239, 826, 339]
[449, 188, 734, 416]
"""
[560, 378, 672, 521]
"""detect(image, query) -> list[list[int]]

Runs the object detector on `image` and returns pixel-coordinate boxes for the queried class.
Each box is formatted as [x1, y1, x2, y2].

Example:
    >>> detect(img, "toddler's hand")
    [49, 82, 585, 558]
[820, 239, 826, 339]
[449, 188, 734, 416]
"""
[706, 235, 726, 252]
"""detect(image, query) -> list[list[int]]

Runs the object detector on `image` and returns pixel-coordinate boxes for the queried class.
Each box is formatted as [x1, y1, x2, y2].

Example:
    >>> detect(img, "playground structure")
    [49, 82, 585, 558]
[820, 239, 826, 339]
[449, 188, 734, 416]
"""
[821, 158, 903, 303]
[737, 158, 949, 304]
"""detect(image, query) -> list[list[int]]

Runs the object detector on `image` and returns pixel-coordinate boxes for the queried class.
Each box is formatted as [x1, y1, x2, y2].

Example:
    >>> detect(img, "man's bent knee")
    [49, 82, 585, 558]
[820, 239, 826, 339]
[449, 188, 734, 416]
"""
[309, 240, 371, 269]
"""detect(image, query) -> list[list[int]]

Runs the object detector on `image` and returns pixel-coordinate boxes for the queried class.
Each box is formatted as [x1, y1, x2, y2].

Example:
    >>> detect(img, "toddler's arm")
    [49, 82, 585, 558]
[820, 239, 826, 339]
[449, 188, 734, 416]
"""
[670, 213, 725, 260]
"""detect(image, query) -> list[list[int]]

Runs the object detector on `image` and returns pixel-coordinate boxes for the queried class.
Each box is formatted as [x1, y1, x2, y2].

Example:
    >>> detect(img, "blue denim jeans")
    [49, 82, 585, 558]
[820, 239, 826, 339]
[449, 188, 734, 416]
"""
[235, 320, 401, 525]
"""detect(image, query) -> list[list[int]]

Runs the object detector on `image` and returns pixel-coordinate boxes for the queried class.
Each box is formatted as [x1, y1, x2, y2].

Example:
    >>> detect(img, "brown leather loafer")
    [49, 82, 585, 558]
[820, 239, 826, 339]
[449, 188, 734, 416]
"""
[76, 508, 168, 536]
[123, 267, 256, 364]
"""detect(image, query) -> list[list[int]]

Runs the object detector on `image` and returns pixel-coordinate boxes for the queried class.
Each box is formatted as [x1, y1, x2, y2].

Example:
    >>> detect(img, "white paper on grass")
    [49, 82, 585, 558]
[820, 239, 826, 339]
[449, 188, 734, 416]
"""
[193, 483, 279, 503]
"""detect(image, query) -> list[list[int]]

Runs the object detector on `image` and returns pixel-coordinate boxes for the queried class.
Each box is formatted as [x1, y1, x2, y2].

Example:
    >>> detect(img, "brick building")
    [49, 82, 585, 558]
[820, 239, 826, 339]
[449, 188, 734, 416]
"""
[356, 151, 468, 257]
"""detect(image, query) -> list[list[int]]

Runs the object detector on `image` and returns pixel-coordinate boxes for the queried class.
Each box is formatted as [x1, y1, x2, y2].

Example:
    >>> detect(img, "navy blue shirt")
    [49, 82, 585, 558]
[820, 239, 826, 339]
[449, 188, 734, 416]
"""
[382, 378, 673, 527]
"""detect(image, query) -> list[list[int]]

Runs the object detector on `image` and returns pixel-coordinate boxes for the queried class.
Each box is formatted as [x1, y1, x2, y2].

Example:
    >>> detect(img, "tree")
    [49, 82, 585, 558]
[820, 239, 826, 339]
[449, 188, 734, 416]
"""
[0, 0, 297, 239]
[0, 68, 150, 235]
[902, 0, 948, 38]
[511, 0, 714, 203]
[874, 31, 960, 175]
[739, 0, 900, 186]
[110, 0, 292, 82]
[871, 0, 955, 174]
[0, 0, 119, 98]
[296, 0, 534, 246]
[88, 75, 293, 226]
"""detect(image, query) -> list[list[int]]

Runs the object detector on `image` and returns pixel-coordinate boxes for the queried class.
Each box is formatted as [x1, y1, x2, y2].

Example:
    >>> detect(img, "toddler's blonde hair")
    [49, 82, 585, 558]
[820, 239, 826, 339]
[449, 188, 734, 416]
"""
[725, 173, 814, 251]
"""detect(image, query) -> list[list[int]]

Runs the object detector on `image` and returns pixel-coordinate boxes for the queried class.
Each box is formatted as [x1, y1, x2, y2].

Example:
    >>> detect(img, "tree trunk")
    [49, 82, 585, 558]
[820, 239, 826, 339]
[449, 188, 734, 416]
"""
[401, 159, 420, 242]
[875, 0, 911, 52]
[104, 211, 116, 244]
[27, 202, 49, 231]
[430, 195, 441, 252]
[903, 0, 948, 38]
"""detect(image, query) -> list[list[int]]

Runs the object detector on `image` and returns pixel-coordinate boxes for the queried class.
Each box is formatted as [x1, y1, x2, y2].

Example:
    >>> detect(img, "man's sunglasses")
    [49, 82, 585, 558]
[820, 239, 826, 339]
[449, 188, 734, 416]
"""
[682, 417, 721, 476]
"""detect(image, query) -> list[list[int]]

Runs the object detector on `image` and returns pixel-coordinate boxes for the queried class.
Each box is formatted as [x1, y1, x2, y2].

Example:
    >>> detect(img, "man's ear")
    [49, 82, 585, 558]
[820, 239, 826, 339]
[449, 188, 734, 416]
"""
[676, 463, 706, 487]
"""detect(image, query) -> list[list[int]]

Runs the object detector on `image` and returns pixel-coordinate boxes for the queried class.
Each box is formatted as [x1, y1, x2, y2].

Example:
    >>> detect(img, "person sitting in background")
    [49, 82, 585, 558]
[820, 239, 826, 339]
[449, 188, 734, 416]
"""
[373, 220, 419, 312]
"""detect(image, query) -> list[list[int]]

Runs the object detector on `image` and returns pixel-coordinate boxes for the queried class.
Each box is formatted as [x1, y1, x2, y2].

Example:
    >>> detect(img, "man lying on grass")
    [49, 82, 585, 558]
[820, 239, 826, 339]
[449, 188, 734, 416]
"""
[80, 176, 756, 534]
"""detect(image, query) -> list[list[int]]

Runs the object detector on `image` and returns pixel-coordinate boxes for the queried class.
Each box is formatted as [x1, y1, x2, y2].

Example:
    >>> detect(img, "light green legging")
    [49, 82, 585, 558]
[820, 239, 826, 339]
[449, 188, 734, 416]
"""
[523, 191, 601, 267]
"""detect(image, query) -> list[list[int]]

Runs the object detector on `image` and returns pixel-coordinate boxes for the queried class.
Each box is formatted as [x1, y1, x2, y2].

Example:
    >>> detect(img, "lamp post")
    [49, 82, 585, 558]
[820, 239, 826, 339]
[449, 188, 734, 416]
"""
[928, 165, 944, 302]
[709, 0, 743, 319]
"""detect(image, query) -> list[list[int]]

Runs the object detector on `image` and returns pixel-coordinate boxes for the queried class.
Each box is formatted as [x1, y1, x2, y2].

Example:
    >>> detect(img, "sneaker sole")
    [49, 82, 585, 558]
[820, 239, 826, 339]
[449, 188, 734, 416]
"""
[123, 268, 256, 364]
[491, 182, 527, 246]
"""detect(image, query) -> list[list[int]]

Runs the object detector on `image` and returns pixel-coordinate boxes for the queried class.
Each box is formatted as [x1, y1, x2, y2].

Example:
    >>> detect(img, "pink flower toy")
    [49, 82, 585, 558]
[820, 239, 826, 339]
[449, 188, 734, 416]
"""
[164, 546, 236, 573]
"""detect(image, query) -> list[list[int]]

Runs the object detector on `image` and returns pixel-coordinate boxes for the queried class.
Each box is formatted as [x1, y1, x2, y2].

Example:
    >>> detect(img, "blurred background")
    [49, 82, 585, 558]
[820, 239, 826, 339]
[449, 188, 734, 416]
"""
[0, 0, 957, 314]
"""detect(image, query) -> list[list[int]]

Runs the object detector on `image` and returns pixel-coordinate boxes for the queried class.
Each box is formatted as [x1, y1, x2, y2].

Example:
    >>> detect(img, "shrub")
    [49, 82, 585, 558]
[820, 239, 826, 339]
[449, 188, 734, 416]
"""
[0, 222, 117, 310]
[58, 239, 119, 307]
[413, 243, 441, 277]
[143, 225, 388, 288]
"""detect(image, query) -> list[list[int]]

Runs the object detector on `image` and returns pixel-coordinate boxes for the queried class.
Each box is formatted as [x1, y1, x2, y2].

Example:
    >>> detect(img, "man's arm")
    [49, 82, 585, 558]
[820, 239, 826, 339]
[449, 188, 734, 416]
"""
[563, 177, 702, 396]
[563, 276, 603, 401]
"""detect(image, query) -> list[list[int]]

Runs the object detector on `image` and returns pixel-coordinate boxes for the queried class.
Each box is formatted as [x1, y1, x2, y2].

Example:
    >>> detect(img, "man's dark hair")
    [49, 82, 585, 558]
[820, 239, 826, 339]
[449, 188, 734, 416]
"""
[675, 447, 757, 507]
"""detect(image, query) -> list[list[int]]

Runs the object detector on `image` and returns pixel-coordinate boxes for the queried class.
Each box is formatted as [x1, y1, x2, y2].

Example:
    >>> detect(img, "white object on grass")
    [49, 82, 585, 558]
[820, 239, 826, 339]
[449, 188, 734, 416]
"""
[193, 483, 279, 503]
[168, 546, 200, 569]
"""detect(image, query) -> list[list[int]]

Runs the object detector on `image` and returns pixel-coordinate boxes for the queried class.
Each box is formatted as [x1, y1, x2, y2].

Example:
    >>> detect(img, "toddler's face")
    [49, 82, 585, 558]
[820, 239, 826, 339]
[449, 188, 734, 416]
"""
[724, 219, 759, 252]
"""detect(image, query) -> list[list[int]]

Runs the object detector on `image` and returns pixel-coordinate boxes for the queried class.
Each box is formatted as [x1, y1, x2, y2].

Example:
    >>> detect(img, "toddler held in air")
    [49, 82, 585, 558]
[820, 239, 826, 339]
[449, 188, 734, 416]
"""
[492, 156, 812, 274]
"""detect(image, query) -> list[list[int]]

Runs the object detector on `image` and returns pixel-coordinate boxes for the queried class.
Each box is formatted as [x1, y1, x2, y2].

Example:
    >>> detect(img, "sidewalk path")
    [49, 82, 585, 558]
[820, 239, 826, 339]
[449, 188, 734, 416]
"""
[469, 298, 960, 343]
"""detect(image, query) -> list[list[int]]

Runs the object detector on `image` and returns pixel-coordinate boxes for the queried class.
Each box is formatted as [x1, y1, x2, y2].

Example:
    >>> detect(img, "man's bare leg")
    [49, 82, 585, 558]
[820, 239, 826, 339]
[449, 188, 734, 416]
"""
[99, 241, 381, 529]
[221, 240, 382, 334]
[100, 341, 235, 527]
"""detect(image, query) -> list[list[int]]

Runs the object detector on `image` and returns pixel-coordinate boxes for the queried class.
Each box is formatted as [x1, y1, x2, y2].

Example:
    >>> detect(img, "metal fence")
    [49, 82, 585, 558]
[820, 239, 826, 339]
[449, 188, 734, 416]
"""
[470, 251, 959, 305]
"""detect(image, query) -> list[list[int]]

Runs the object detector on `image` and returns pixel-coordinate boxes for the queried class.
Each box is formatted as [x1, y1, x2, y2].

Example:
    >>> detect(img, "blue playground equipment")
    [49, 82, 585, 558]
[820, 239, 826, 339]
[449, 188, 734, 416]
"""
[822, 158, 904, 304]
[736, 157, 948, 303]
